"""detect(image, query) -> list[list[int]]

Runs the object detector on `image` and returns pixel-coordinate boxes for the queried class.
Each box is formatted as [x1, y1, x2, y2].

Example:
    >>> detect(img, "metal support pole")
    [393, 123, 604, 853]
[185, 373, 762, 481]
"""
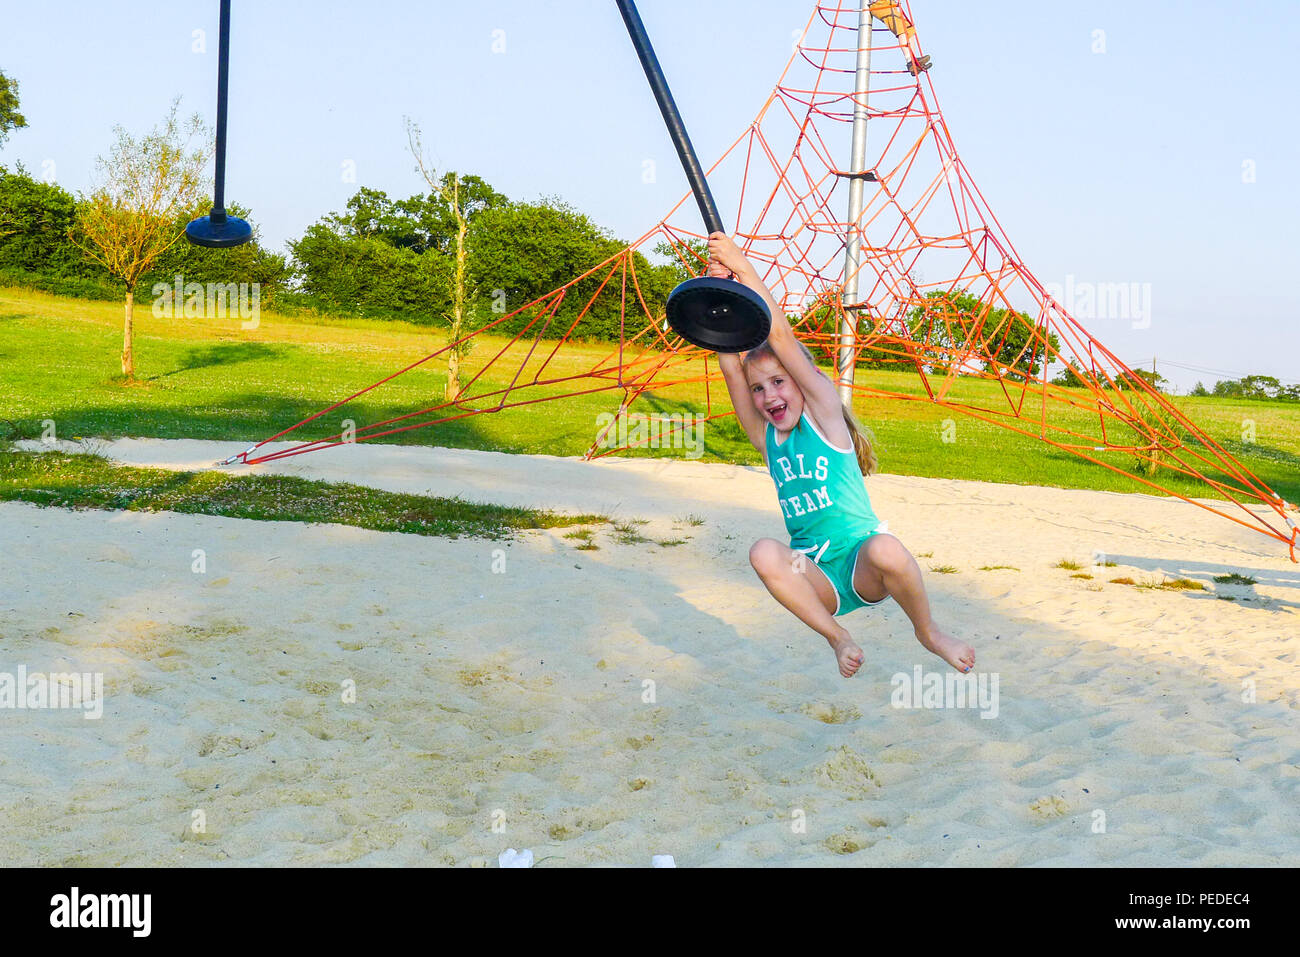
[186, 0, 251, 247]
[211, 0, 232, 219]
[838, 2, 874, 404]
[615, 0, 724, 235]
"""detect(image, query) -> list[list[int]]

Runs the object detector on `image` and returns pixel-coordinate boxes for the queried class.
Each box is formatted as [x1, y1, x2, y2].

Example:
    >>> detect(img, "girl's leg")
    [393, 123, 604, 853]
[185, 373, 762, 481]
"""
[749, 538, 865, 678]
[852, 534, 975, 673]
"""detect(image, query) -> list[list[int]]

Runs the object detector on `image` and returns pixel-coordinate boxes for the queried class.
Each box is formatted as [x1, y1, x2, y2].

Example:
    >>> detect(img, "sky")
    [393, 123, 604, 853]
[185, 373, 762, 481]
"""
[2, 0, 1298, 392]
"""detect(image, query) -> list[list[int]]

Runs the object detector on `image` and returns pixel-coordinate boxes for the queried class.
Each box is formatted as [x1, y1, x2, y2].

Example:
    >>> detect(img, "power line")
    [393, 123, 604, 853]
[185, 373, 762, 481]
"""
[1128, 357, 1298, 387]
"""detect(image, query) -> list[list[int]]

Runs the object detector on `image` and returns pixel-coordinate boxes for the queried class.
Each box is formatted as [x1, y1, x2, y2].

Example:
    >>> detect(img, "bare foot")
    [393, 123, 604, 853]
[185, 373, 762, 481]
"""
[917, 624, 975, 673]
[829, 633, 865, 678]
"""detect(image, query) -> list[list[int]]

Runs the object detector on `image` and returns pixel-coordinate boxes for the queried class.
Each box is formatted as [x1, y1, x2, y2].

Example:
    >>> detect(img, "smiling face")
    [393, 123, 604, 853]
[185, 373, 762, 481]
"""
[745, 354, 803, 429]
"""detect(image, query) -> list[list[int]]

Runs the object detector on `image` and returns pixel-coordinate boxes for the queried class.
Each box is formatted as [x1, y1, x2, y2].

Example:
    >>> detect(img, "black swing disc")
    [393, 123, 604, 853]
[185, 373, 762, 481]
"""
[664, 277, 771, 353]
[186, 212, 253, 249]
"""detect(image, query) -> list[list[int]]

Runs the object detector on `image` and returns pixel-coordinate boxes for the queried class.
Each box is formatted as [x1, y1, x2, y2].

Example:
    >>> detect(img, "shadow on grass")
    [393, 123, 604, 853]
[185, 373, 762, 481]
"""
[13, 393, 604, 457]
[145, 342, 291, 381]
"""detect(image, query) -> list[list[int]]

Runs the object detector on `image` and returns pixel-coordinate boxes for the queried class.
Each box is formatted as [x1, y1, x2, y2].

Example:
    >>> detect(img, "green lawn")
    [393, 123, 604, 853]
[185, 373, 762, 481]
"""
[3, 286, 1297, 507]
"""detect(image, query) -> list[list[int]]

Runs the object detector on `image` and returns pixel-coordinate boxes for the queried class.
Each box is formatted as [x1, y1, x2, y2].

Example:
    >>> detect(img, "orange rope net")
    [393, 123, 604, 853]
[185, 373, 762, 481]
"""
[242, 0, 1298, 561]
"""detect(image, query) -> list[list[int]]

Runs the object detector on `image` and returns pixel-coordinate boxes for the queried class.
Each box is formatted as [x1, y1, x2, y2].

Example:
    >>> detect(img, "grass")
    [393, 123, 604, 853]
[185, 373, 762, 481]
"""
[1213, 573, 1257, 585]
[977, 565, 1019, 571]
[1055, 559, 1085, 571]
[611, 521, 653, 545]
[3, 285, 1299, 507]
[1, 447, 606, 540]
[1107, 574, 1207, 592]
[929, 564, 959, 574]
[1145, 578, 1207, 592]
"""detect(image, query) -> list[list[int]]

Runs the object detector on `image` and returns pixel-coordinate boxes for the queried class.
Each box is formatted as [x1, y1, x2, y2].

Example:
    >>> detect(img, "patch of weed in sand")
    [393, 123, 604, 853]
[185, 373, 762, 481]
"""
[565, 528, 601, 551]
[1112, 575, 1207, 592]
[1146, 577, 1206, 592]
[1213, 572, 1256, 585]
[612, 521, 653, 545]
[1055, 559, 1084, 571]
[978, 565, 1020, 571]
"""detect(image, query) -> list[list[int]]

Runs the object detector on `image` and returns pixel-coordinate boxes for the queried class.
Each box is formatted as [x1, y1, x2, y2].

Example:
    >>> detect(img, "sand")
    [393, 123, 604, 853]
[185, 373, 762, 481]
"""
[1, 436, 1297, 866]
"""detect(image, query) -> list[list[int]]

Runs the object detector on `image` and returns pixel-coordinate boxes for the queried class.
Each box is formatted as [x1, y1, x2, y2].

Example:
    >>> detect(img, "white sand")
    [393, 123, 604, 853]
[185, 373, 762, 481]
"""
[1, 437, 1297, 866]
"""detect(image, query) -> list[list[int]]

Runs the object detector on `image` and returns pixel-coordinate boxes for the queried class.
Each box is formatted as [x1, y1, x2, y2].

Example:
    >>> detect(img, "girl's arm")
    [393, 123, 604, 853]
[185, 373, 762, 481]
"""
[704, 251, 770, 457]
[718, 351, 767, 459]
[706, 232, 845, 427]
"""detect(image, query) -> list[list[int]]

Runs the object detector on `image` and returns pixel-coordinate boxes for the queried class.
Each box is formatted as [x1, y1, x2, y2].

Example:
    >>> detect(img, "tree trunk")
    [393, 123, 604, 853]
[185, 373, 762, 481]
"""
[121, 290, 135, 378]
[446, 349, 461, 403]
[445, 178, 467, 404]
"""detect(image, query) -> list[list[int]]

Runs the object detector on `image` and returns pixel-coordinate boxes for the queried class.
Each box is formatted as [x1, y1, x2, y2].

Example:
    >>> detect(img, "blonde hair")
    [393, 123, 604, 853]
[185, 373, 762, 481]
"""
[742, 339, 879, 476]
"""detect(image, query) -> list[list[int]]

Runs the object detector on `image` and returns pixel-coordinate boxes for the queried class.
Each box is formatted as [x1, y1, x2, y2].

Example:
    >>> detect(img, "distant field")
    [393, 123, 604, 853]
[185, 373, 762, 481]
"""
[2, 286, 1297, 506]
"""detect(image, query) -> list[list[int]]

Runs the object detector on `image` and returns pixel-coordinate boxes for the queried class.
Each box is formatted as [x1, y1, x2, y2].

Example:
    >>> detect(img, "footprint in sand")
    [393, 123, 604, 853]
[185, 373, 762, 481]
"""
[814, 745, 881, 795]
[824, 827, 869, 854]
[800, 702, 861, 724]
[1028, 795, 1069, 819]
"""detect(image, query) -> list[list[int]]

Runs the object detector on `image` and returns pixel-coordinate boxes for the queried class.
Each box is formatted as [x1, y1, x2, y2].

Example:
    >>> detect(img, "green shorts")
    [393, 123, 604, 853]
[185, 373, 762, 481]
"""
[792, 529, 888, 617]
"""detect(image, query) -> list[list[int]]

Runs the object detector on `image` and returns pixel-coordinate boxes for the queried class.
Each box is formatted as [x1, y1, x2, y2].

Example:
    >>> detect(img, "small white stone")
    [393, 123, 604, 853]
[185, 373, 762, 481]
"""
[499, 848, 534, 868]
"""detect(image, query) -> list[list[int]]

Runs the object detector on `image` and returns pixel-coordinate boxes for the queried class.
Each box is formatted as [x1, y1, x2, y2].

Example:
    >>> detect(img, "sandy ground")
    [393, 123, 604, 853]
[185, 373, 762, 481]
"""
[1, 437, 1297, 866]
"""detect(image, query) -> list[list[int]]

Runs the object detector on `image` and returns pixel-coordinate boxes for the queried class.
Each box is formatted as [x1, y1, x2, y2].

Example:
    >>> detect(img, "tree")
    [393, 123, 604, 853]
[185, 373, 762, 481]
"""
[406, 119, 506, 402]
[467, 197, 630, 341]
[1189, 381, 1209, 396]
[0, 70, 28, 149]
[1131, 369, 1168, 391]
[290, 221, 452, 316]
[905, 290, 1058, 377]
[142, 199, 289, 296]
[0, 164, 86, 273]
[71, 100, 209, 378]
[983, 307, 1059, 378]
[1051, 361, 1089, 388]
[1239, 375, 1282, 400]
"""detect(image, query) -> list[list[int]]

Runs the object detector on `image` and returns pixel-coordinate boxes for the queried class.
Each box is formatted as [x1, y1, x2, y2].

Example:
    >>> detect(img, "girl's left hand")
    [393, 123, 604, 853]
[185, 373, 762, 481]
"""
[706, 231, 749, 276]
[705, 257, 731, 279]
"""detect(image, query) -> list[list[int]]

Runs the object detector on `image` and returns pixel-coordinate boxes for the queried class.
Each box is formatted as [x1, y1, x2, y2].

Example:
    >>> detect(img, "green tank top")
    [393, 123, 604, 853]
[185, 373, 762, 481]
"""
[765, 409, 881, 557]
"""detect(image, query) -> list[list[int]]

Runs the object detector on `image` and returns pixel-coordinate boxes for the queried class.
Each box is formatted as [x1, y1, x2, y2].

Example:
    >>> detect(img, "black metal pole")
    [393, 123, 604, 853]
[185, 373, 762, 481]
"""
[211, 0, 232, 220]
[186, 0, 251, 247]
[615, 0, 724, 236]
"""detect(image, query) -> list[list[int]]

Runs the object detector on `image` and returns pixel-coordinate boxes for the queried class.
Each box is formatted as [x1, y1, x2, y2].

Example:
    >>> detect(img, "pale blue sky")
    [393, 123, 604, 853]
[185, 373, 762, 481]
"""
[3, 0, 1297, 391]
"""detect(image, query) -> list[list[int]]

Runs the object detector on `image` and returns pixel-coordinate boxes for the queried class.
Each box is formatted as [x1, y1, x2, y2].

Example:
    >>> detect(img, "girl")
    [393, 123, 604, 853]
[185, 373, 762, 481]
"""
[708, 232, 975, 679]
